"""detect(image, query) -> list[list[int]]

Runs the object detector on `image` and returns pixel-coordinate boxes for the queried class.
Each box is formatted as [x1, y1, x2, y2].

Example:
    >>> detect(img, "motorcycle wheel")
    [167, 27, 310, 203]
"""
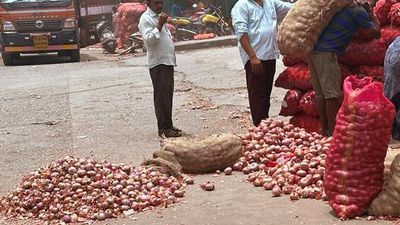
[104, 41, 116, 54]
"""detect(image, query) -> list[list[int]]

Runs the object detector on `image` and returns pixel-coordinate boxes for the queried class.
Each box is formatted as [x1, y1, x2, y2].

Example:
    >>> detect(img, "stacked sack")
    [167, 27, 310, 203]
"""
[115, 3, 147, 49]
[339, 0, 400, 80]
[276, 58, 351, 134]
[276, 0, 400, 134]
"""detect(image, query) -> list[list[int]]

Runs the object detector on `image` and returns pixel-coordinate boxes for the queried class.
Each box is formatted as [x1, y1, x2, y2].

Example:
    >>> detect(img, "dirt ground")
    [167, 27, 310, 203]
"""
[0, 47, 394, 225]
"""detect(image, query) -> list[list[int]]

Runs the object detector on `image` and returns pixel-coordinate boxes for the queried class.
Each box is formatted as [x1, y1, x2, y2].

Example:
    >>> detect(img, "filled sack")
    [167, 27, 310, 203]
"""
[357, 65, 384, 80]
[275, 64, 313, 90]
[289, 113, 322, 134]
[299, 90, 318, 117]
[374, 0, 398, 25]
[277, 0, 353, 57]
[151, 133, 243, 174]
[279, 89, 304, 116]
[381, 26, 400, 46]
[338, 39, 386, 66]
[324, 76, 395, 219]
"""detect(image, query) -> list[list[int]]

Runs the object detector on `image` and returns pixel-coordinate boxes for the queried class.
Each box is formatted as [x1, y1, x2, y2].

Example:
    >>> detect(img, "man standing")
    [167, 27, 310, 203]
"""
[231, 0, 291, 126]
[139, 0, 182, 138]
[384, 37, 400, 140]
[309, 2, 380, 136]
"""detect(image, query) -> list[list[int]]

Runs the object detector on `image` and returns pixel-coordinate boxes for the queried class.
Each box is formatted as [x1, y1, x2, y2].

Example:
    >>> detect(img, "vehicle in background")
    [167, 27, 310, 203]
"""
[0, 0, 118, 66]
[171, 2, 232, 41]
[96, 20, 116, 54]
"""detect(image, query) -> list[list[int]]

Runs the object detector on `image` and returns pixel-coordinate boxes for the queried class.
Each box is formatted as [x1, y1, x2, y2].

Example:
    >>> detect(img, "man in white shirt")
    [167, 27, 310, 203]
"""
[232, 0, 291, 126]
[139, 0, 182, 138]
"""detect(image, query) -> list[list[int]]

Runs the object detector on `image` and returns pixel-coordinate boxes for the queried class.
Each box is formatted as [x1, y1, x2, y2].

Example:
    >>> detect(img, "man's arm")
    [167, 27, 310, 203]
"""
[273, 0, 292, 20]
[138, 13, 168, 46]
[231, 3, 263, 75]
[357, 3, 381, 38]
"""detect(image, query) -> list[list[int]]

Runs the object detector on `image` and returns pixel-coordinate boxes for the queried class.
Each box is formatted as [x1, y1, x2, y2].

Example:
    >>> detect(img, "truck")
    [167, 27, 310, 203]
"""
[0, 0, 118, 66]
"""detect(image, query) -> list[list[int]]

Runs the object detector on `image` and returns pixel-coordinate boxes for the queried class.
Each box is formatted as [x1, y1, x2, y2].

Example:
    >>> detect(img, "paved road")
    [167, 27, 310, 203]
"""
[0, 48, 389, 225]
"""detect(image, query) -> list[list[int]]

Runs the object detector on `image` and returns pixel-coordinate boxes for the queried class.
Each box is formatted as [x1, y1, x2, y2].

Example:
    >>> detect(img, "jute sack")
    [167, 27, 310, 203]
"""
[277, 0, 353, 58]
[149, 133, 243, 174]
[368, 154, 400, 216]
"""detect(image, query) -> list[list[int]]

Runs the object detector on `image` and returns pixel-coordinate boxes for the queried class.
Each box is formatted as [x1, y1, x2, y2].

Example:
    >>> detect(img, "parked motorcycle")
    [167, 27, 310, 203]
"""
[171, 3, 232, 41]
[96, 21, 117, 54]
[120, 32, 146, 55]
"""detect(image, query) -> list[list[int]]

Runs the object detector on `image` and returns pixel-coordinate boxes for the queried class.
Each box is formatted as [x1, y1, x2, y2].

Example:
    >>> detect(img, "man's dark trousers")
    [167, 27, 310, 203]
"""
[245, 59, 276, 126]
[149, 64, 174, 133]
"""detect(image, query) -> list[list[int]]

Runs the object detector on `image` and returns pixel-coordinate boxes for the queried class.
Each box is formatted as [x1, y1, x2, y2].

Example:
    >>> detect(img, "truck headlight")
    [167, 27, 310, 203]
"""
[64, 18, 75, 28]
[2, 21, 15, 31]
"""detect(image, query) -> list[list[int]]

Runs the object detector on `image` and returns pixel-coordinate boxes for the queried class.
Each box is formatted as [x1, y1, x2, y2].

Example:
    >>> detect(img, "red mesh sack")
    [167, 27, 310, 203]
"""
[373, 0, 397, 25]
[289, 113, 322, 134]
[299, 90, 318, 117]
[275, 64, 312, 90]
[324, 76, 395, 219]
[353, 28, 377, 41]
[340, 64, 352, 80]
[381, 26, 400, 46]
[357, 66, 384, 80]
[282, 56, 305, 67]
[279, 89, 304, 116]
[116, 3, 146, 49]
[390, 3, 400, 25]
[338, 39, 386, 66]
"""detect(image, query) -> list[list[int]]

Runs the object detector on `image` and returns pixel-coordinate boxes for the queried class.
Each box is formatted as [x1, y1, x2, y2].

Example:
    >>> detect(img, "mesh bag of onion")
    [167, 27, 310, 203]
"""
[324, 76, 395, 219]
[289, 113, 322, 134]
[389, 3, 400, 26]
[338, 39, 387, 66]
[369, 154, 400, 216]
[381, 26, 400, 47]
[155, 133, 243, 174]
[299, 90, 318, 117]
[279, 89, 304, 116]
[275, 64, 313, 90]
[373, 0, 398, 25]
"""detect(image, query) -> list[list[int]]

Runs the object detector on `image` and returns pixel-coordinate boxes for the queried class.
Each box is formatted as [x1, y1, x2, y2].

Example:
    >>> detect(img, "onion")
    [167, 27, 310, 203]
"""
[272, 186, 282, 197]
[173, 190, 185, 198]
[224, 167, 233, 175]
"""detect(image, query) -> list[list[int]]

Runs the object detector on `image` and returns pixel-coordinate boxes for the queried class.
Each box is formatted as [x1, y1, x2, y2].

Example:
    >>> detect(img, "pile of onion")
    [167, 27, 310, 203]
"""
[235, 118, 331, 200]
[0, 156, 184, 223]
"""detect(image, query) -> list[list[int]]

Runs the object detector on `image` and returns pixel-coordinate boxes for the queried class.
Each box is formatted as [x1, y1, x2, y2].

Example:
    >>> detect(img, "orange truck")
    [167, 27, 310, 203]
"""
[0, 0, 118, 65]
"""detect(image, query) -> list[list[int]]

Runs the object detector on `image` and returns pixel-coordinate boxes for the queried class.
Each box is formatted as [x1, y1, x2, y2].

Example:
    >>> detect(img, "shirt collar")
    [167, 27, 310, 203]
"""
[147, 7, 158, 18]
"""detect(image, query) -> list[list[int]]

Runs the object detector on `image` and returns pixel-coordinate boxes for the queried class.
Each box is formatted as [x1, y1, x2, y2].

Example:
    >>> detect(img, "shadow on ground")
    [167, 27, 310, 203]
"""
[1, 53, 98, 66]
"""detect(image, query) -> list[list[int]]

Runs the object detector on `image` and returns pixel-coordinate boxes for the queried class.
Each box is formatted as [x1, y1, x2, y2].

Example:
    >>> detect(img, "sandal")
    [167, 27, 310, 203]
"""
[159, 128, 182, 138]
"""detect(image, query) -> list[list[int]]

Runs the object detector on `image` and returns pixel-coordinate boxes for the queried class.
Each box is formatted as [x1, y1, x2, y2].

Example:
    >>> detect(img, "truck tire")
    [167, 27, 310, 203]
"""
[69, 50, 80, 62]
[2, 52, 14, 66]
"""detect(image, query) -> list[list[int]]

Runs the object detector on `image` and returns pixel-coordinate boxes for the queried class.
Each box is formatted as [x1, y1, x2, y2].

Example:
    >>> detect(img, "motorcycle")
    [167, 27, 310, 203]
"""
[171, 3, 232, 41]
[96, 21, 117, 54]
[120, 32, 147, 55]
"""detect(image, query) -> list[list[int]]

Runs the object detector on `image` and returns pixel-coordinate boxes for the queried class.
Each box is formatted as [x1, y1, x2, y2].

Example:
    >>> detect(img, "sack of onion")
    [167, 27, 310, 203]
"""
[0, 156, 185, 224]
[369, 154, 400, 216]
[324, 76, 395, 219]
[152, 133, 243, 174]
[238, 118, 331, 201]
[279, 89, 304, 116]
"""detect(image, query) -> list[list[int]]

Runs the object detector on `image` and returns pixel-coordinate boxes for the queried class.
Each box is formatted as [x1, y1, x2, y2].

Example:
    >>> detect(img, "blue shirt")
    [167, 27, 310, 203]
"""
[231, 0, 291, 65]
[314, 5, 374, 54]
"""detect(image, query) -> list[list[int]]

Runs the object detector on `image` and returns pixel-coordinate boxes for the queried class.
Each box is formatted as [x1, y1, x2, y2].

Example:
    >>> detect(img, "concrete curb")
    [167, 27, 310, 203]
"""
[174, 35, 238, 52]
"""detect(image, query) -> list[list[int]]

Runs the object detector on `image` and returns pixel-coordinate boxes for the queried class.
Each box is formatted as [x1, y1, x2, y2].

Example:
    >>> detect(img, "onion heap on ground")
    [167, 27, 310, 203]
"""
[0, 156, 184, 224]
[236, 118, 332, 200]
[276, 0, 400, 134]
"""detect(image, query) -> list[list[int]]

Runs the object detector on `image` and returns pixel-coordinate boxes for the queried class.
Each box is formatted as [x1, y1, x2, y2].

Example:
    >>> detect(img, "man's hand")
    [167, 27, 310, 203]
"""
[250, 56, 263, 75]
[157, 13, 168, 31]
[362, 2, 372, 12]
